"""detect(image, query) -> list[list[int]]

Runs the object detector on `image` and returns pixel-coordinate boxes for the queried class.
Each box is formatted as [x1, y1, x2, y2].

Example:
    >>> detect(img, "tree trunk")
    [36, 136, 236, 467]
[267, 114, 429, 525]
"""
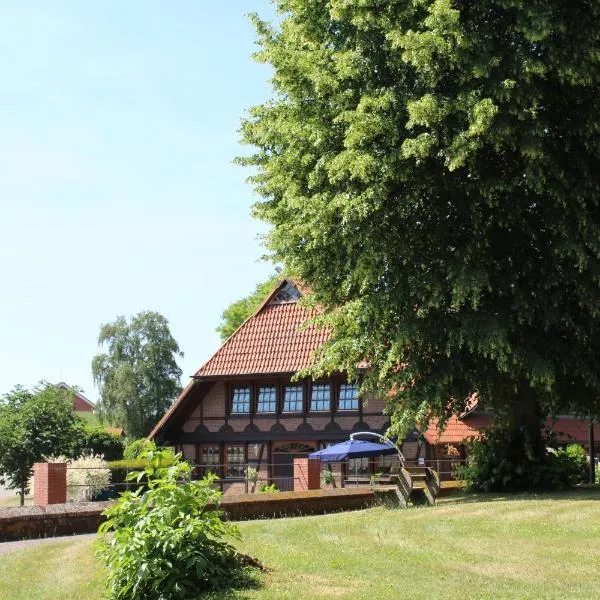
[506, 386, 545, 462]
[20, 485, 25, 506]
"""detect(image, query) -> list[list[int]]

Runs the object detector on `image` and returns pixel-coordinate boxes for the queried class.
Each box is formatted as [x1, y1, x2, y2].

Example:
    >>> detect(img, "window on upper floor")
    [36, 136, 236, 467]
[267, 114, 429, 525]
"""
[283, 385, 304, 412]
[231, 386, 251, 414]
[338, 383, 360, 411]
[310, 383, 331, 412]
[257, 385, 277, 413]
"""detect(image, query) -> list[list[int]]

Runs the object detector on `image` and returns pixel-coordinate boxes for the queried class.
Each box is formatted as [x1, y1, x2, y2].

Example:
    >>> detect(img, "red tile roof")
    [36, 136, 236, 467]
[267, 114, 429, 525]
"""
[424, 414, 492, 444]
[424, 413, 600, 445]
[148, 279, 329, 440]
[196, 281, 330, 378]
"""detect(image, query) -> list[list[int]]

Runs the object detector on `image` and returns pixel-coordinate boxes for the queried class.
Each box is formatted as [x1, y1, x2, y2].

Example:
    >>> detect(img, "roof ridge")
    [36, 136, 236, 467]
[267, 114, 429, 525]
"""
[194, 277, 296, 376]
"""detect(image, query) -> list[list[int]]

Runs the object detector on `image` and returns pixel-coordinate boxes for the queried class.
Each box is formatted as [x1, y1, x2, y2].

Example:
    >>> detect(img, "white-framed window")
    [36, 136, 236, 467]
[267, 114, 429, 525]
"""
[348, 457, 370, 475]
[199, 446, 220, 475]
[231, 386, 251, 414]
[311, 383, 331, 412]
[283, 385, 303, 412]
[226, 446, 245, 478]
[257, 385, 277, 413]
[338, 383, 359, 411]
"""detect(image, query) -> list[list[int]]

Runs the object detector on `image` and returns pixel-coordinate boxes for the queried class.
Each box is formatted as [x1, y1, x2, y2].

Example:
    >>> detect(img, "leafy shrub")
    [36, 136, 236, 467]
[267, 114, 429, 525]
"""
[545, 444, 588, 487]
[97, 447, 244, 599]
[458, 425, 590, 492]
[321, 469, 336, 487]
[123, 438, 156, 460]
[73, 425, 125, 461]
[259, 483, 278, 493]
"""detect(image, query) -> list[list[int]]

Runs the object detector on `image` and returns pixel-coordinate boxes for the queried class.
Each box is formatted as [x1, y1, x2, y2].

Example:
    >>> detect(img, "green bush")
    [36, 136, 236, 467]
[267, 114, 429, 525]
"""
[73, 425, 125, 461]
[547, 444, 588, 487]
[259, 483, 278, 494]
[321, 469, 336, 487]
[123, 438, 156, 460]
[97, 447, 244, 599]
[457, 426, 588, 492]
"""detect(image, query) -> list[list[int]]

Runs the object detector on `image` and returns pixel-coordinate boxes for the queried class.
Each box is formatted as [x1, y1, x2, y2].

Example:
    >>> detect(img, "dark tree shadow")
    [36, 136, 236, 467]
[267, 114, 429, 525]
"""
[199, 566, 265, 599]
[438, 486, 600, 506]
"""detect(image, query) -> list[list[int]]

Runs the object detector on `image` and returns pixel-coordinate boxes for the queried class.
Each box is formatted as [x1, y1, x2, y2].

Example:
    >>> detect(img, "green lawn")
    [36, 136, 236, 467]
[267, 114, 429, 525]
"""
[0, 495, 32, 509]
[2, 490, 600, 599]
[74, 411, 103, 427]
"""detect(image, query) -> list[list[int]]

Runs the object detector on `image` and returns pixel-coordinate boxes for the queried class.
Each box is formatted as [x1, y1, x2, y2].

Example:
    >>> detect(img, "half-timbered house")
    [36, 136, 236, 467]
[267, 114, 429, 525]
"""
[149, 279, 422, 493]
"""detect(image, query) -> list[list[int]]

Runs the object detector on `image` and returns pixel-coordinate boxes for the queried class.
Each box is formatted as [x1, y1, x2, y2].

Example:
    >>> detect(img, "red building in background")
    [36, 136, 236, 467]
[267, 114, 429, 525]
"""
[56, 381, 95, 412]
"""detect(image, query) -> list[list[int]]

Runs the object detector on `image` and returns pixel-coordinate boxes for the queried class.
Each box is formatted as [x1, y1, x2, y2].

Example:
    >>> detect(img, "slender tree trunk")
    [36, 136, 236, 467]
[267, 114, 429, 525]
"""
[20, 485, 25, 506]
[589, 419, 596, 484]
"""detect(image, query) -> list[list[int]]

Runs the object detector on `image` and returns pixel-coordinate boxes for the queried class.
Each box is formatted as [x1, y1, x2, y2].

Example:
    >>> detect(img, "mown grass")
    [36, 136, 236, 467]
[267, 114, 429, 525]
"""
[1, 489, 600, 599]
[75, 411, 103, 427]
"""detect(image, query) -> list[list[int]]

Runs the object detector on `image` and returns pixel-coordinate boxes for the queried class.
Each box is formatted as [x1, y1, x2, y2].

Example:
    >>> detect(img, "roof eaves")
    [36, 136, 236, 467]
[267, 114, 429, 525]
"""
[147, 379, 196, 440]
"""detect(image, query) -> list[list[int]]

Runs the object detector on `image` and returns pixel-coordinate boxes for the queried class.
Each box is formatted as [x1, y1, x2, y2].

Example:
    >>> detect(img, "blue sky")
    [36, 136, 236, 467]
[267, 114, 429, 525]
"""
[0, 1, 278, 400]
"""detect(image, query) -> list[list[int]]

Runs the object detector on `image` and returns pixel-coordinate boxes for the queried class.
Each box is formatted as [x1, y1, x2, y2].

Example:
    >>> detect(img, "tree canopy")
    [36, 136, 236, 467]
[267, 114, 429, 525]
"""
[92, 311, 183, 438]
[0, 383, 80, 505]
[239, 1, 600, 443]
[216, 274, 280, 341]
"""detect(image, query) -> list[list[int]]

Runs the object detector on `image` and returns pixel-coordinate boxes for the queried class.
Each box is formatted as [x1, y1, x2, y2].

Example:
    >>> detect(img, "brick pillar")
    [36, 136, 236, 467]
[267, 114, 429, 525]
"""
[293, 457, 321, 491]
[33, 462, 67, 505]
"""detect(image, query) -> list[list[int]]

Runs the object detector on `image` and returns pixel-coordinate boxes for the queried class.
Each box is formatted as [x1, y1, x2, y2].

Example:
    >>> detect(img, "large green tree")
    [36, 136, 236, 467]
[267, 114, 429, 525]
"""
[0, 383, 80, 505]
[216, 274, 280, 341]
[92, 311, 183, 438]
[239, 1, 600, 459]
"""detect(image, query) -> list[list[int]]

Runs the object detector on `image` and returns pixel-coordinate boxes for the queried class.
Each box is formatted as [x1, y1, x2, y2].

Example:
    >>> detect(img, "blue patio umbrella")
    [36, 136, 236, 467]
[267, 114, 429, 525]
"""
[309, 439, 398, 462]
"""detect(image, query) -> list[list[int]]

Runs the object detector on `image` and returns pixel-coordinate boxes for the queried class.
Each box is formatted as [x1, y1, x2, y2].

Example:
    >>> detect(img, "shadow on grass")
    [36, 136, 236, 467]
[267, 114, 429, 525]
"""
[201, 566, 264, 600]
[437, 485, 600, 506]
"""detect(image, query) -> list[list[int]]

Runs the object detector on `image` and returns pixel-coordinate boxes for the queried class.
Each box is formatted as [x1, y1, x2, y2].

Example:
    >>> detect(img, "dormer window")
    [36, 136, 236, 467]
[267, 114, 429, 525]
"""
[231, 386, 251, 414]
[270, 281, 302, 304]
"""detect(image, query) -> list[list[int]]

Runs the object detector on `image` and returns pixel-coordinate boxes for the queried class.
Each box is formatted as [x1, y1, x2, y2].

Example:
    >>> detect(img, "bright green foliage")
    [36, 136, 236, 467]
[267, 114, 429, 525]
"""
[240, 2, 600, 442]
[97, 447, 242, 600]
[123, 438, 156, 460]
[559, 443, 588, 485]
[259, 483, 279, 494]
[216, 274, 280, 341]
[92, 311, 183, 438]
[0, 383, 80, 505]
[458, 426, 589, 491]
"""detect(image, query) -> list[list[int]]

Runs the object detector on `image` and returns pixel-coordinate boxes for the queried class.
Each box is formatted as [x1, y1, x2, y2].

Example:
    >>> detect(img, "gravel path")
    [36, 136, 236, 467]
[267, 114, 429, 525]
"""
[0, 532, 97, 555]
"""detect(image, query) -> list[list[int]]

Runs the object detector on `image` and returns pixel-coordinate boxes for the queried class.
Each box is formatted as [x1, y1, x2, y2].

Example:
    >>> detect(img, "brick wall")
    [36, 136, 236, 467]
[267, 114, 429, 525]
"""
[33, 462, 67, 505]
[0, 490, 397, 541]
[202, 382, 225, 418]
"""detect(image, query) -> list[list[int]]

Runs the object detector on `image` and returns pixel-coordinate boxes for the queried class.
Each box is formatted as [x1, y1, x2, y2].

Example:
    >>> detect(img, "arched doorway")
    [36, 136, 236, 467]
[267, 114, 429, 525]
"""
[272, 442, 317, 491]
